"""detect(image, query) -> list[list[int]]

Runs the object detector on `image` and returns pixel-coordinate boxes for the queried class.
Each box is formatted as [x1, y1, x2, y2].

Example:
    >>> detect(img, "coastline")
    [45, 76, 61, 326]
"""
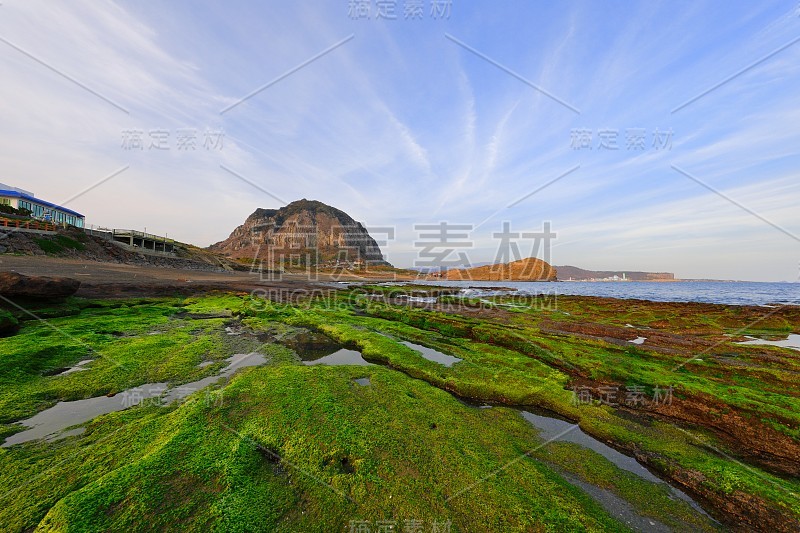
[1, 257, 799, 530]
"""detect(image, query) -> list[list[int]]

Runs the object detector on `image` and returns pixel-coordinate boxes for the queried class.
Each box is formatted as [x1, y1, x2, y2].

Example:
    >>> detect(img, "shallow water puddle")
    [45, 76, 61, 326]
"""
[45, 427, 86, 442]
[522, 411, 662, 482]
[354, 377, 371, 386]
[2, 382, 169, 447]
[3, 352, 268, 447]
[520, 411, 708, 515]
[160, 352, 268, 404]
[57, 359, 94, 375]
[738, 334, 800, 351]
[401, 341, 462, 367]
[372, 331, 462, 367]
[396, 295, 438, 304]
[302, 349, 374, 366]
[284, 329, 374, 366]
[283, 330, 342, 357]
[563, 473, 671, 532]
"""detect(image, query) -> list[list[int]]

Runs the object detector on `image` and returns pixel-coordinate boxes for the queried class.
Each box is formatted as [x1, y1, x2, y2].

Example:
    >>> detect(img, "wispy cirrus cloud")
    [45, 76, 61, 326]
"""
[0, 1, 798, 280]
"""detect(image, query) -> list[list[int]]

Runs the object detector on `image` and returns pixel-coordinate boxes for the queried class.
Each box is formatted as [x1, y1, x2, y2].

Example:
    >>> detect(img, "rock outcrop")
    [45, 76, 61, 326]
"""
[0, 272, 81, 299]
[209, 199, 390, 267]
[438, 257, 556, 281]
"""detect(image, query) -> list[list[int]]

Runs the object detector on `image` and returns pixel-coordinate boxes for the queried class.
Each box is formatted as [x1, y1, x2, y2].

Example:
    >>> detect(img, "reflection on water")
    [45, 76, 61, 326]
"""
[522, 411, 661, 482]
[161, 352, 268, 404]
[45, 427, 85, 442]
[3, 352, 268, 447]
[302, 349, 374, 366]
[58, 359, 93, 375]
[739, 334, 800, 351]
[401, 341, 462, 367]
[520, 411, 708, 515]
[283, 330, 342, 359]
[3, 382, 168, 447]
[562, 472, 670, 533]
[284, 329, 374, 366]
[396, 295, 438, 304]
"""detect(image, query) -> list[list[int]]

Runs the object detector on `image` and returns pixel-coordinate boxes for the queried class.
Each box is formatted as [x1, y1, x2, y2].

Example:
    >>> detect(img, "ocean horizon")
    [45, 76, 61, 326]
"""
[414, 280, 800, 307]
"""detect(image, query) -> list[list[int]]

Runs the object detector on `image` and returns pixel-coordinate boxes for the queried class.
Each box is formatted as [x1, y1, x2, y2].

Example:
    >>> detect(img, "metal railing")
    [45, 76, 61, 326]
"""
[0, 217, 56, 232]
[111, 229, 175, 244]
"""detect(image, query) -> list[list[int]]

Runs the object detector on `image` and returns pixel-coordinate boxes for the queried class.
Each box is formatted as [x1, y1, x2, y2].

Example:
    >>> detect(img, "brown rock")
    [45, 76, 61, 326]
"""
[0, 272, 81, 299]
[441, 257, 557, 281]
[208, 199, 390, 267]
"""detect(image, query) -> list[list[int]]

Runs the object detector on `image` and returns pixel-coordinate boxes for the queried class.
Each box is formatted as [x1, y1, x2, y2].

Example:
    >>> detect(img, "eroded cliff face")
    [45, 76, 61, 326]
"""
[209, 199, 389, 266]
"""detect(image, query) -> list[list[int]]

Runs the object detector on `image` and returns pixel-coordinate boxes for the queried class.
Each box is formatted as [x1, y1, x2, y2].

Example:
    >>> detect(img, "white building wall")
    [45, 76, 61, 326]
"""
[0, 195, 20, 209]
[0, 193, 84, 227]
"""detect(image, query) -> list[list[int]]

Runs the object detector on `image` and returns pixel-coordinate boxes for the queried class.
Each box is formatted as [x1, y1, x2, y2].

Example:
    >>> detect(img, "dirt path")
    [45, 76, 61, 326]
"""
[0, 255, 344, 298]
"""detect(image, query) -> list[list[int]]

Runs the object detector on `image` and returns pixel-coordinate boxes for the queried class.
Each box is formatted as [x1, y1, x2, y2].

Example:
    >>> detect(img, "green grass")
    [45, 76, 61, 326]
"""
[0, 291, 798, 530]
[0, 352, 625, 531]
[34, 235, 87, 254]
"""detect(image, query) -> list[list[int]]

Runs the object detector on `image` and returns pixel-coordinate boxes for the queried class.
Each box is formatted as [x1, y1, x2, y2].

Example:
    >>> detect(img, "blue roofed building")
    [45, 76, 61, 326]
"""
[0, 183, 85, 228]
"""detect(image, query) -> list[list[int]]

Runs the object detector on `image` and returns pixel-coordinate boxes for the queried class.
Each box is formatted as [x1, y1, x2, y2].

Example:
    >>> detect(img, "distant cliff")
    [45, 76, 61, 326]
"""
[434, 257, 557, 281]
[209, 199, 389, 267]
[554, 265, 675, 281]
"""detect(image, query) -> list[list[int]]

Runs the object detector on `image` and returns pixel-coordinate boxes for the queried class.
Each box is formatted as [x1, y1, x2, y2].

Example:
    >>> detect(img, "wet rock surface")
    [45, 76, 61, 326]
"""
[0, 271, 81, 299]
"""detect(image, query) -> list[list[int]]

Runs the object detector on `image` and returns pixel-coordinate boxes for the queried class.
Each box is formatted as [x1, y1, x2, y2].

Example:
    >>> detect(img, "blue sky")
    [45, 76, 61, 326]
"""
[1, 1, 799, 280]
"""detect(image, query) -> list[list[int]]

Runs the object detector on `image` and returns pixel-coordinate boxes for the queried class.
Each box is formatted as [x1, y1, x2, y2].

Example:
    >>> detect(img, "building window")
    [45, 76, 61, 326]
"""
[0, 198, 9, 206]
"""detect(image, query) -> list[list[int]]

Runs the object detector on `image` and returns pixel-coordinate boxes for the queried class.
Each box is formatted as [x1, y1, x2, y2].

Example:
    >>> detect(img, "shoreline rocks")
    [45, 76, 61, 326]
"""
[0, 272, 81, 300]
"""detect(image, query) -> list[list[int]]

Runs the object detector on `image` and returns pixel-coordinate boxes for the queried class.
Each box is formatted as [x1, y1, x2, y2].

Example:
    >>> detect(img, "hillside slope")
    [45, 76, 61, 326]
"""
[0, 227, 242, 272]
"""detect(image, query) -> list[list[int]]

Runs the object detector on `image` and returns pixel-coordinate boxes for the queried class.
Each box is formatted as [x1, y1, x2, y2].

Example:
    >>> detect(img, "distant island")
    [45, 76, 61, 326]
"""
[553, 265, 675, 282]
[428, 257, 557, 281]
[424, 260, 675, 282]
